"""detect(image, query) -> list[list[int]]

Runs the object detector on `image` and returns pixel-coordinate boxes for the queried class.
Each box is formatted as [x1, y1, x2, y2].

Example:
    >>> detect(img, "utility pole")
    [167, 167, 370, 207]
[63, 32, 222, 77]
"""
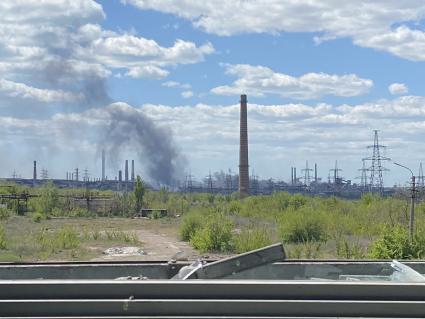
[394, 162, 416, 241]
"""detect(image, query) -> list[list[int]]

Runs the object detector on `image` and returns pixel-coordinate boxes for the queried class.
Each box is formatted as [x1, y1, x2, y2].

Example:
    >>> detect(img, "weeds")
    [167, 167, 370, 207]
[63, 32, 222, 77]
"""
[0, 225, 6, 249]
[233, 225, 273, 253]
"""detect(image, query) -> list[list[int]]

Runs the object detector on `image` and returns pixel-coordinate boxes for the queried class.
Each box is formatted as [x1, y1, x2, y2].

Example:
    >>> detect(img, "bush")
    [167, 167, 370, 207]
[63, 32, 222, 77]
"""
[369, 225, 425, 259]
[0, 206, 11, 220]
[233, 225, 273, 253]
[0, 225, 6, 249]
[190, 213, 234, 253]
[279, 209, 327, 243]
[179, 211, 204, 241]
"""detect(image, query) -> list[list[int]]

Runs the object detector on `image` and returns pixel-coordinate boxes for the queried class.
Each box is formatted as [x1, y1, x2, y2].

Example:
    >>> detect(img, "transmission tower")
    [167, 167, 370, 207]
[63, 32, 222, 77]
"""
[357, 159, 368, 188]
[185, 174, 194, 193]
[301, 160, 313, 186]
[250, 170, 259, 195]
[206, 171, 214, 193]
[418, 163, 425, 188]
[329, 160, 342, 184]
[41, 168, 49, 180]
[225, 169, 233, 194]
[83, 168, 90, 182]
[363, 130, 390, 194]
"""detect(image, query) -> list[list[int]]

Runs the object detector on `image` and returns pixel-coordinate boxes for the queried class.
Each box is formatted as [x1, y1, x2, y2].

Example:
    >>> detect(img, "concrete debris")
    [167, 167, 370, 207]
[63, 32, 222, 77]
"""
[103, 247, 145, 256]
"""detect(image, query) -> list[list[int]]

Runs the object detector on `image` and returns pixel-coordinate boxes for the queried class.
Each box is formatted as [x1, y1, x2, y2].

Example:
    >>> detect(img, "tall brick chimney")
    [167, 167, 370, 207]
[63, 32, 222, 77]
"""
[239, 94, 249, 197]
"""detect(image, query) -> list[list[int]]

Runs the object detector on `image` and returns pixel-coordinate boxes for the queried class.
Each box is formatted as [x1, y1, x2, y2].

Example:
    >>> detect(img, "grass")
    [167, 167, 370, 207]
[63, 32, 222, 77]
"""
[3, 180, 425, 261]
[0, 216, 147, 261]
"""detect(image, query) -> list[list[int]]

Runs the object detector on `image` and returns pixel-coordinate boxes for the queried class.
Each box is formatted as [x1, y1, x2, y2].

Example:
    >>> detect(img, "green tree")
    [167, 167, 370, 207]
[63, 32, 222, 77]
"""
[134, 176, 146, 213]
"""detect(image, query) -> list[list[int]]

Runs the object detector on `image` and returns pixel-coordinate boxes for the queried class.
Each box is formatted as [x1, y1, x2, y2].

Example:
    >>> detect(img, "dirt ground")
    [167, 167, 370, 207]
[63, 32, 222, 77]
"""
[0, 216, 228, 262]
[92, 219, 227, 262]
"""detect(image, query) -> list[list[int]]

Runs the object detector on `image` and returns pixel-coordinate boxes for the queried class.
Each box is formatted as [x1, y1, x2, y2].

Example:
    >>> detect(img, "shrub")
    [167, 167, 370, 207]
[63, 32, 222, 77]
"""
[0, 206, 11, 220]
[369, 225, 425, 259]
[279, 209, 327, 243]
[233, 225, 273, 253]
[179, 211, 204, 241]
[0, 225, 6, 249]
[190, 213, 234, 253]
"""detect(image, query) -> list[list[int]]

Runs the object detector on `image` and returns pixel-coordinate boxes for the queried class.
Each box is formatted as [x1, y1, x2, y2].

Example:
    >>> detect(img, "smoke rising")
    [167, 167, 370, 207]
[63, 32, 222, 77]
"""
[102, 103, 186, 185]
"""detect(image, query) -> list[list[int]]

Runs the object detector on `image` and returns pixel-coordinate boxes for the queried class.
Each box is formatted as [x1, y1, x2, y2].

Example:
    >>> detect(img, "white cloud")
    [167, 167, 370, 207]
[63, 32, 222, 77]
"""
[125, 66, 169, 79]
[0, 79, 83, 103]
[124, 0, 425, 61]
[211, 64, 373, 99]
[388, 82, 409, 95]
[0, 0, 215, 106]
[162, 81, 191, 89]
[181, 90, 194, 98]
[2, 96, 425, 183]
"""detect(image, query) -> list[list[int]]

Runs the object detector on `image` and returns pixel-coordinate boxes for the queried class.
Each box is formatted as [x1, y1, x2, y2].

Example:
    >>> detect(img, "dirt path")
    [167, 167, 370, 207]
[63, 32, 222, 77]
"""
[91, 223, 227, 262]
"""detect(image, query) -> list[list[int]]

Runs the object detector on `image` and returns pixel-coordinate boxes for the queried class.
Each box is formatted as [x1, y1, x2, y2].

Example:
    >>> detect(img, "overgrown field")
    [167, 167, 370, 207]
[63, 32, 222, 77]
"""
[1, 181, 425, 260]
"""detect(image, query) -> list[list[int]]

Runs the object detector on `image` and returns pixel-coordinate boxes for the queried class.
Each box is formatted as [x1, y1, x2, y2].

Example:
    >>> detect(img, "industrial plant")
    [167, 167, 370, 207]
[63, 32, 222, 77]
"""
[0, 95, 421, 198]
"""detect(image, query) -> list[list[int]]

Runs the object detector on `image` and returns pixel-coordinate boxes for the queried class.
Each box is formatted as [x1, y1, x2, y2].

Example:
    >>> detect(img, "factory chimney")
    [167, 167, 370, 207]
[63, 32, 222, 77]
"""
[101, 149, 105, 181]
[125, 160, 129, 182]
[314, 163, 318, 183]
[131, 160, 135, 181]
[238, 94, 249, 197]
[33, 161, 37, 181]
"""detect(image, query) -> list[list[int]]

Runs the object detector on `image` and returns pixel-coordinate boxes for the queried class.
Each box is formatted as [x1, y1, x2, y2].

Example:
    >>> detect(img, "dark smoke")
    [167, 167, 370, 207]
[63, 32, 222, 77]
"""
[102, 103, 186, 185]
[19, 19, 186, 185]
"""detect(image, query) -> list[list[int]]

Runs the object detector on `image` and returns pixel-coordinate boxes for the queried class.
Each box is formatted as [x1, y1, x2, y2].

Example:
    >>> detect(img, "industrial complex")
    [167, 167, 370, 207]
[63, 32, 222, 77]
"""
[1, 95, 420, 198]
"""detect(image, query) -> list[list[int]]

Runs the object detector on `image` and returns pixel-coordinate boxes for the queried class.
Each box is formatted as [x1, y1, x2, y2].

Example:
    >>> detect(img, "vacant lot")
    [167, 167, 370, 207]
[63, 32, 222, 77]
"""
[0, 216, 225, 262]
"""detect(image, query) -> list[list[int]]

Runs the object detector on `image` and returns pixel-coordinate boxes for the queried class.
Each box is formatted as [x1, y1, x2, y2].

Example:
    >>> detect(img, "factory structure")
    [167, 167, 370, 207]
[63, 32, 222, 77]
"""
[0, 95, 419, 198]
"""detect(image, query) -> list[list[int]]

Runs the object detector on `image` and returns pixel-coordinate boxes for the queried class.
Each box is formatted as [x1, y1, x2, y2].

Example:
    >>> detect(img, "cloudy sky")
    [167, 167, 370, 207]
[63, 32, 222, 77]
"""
[1, 0, 425, 185]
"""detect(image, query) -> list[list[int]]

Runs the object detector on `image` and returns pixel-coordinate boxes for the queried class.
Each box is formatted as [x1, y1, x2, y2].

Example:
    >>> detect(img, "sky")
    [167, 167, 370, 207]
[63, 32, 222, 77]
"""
[1, 0, 425, 186]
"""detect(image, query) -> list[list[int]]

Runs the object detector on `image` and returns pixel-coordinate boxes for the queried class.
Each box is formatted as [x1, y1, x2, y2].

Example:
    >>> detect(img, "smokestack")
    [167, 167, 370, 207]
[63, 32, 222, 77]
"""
[238, 94, 249, 197]
[33, 161, 37, 181]
[118, 170, 122, 182]
[294, 167, 297, 184]
[102, 149, 105, 181]
[290, 167, 293, 184]
[131, 160, 135, 181]
[125, 160, 129, 182]
[314, 163, 318, 183]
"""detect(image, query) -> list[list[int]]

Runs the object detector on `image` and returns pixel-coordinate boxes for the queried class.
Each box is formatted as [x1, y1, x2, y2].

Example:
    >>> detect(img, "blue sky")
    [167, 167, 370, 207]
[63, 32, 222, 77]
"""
[1, 1, 425, 186]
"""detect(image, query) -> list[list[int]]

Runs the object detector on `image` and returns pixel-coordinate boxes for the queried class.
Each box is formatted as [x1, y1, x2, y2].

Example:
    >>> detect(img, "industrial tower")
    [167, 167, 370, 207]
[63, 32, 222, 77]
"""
[238, 94, 249, 197]
[363, 130, 390, 194]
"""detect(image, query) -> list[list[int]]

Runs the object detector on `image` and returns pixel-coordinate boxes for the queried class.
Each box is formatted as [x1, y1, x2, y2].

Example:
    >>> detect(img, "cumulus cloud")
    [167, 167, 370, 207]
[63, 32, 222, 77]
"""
[0, 0, 214, 109]
[181, 90, 194, 98]
[124, 0, 425, 61]
[211, 64, 373, 99]
[3, 95, 424, 183]
[162, 81, 191, 89]
[125, 66, 169, 79]
[389, 82, 409, 95]
[0, 79, 83, 103]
